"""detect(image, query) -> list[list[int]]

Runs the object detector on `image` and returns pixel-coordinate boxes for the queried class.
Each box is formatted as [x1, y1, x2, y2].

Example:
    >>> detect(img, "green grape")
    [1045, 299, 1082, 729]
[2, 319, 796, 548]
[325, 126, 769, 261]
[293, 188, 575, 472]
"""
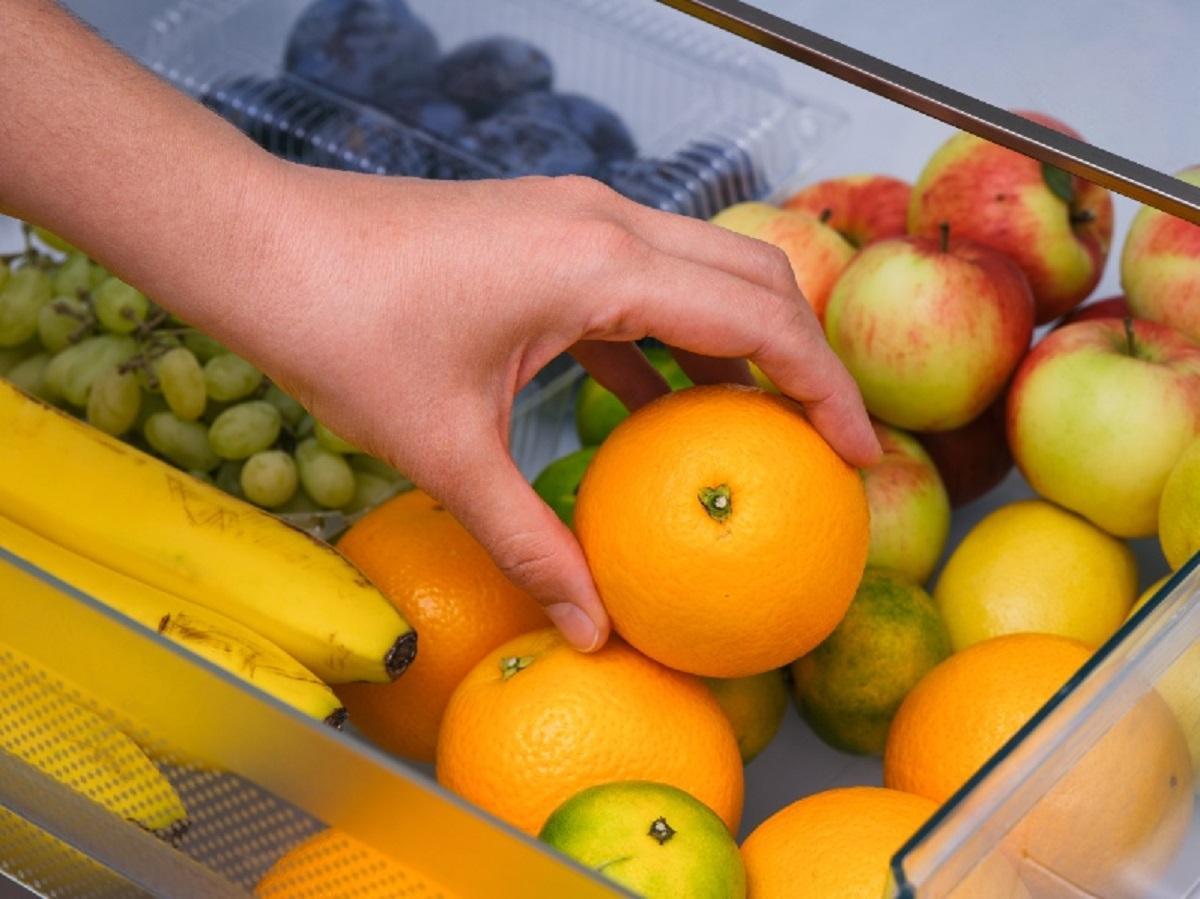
[0, 267, 52, 348]
[182, 330, 226, 363]
[348, 454, 408, 483]
[51, 253, 92, 298]
[208, 401, 282, 460]
[263, 383, 307, 429]
[155, 347, 206, 421]
[187, 469, 214, 485]
[203, 353, 262, 402]
[345, 471, 399, 514]
[37, 296, 92, 353]
[240, 450, 299, 509]
[294, 438, 355, 509]
[5, 353, 53, 401]
[0, 340, 40, 376]
[43, 334, 137, 407]
[215, 459, 245, 497]
[295, 413, 316, 439]
[32, 226, 77, 254]
[86, 366, 141, 436]
[133, 390, 169, 431]
[275, 487, 323, 515]
[143, 412, 220, 472]
[314, 421, 359, 454]
[92, 277, 149, 335]
[88, 263, 109, 289]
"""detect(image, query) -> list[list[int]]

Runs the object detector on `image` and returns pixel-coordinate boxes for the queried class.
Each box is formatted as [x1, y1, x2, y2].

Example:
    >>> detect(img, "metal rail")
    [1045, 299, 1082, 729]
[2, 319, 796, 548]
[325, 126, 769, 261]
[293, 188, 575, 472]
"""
[657, 0, 1200, 223]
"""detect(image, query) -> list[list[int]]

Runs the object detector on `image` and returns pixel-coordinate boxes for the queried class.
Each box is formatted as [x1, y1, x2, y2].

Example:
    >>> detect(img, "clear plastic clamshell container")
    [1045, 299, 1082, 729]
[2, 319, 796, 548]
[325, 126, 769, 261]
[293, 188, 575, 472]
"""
[132, 0, 845, 218]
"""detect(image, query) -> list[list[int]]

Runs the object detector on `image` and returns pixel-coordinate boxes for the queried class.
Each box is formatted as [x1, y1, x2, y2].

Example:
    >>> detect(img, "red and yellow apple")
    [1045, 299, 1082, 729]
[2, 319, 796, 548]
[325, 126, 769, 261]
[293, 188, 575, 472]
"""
[782, 174, 911, 248]
[1121, 165, 1200, 344]
[915, 397, 1013, 507]
[1056, 294, 1130, 329]
[908, 112, 1113, 324]
[710, 202, 855, 321]
[823, 232, 1034, 432]
[862, 422, 951, 584]
[1008, 318, 1200, 537]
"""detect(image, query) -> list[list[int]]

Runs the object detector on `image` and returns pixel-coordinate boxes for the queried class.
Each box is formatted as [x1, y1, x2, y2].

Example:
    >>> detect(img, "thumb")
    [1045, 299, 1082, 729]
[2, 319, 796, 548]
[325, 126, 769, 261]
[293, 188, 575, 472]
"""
[414, 429, 611, 653]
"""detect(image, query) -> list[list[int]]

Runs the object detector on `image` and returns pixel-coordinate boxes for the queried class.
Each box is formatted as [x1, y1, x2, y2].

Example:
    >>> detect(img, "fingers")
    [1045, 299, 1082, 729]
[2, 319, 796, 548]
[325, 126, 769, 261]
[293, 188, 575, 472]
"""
[600, 250, 880, 467]
[569, 340, 671, 413]
[413, 421, 611, 652]
[667, 348, 754, 388]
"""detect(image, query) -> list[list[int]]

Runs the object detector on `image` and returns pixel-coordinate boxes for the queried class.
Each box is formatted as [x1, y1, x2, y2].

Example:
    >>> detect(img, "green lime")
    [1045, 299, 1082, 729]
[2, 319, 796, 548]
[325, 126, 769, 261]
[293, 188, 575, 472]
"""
[704, 670, 788, 764]
[791, 568, 951, 755]
[539, 781, 745, 899]
[532, 447, 597, 528]
[574, 346, 692, 446]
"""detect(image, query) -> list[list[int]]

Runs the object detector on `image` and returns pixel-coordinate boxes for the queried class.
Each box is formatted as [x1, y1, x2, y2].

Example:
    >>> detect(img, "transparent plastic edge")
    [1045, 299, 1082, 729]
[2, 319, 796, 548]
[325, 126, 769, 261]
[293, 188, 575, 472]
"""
[0, 547, 633, 899]
[887, 550, 1200, 898]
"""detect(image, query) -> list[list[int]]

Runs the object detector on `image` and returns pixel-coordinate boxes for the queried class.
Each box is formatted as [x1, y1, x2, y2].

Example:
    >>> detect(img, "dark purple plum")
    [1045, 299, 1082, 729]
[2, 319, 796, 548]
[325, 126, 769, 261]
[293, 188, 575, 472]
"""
[456, 114, 598, 177]
[201, 74, 340, 158]
[436, 37, 553, 118]
[284, 0, 439, 108]
[304, 108, 433, 176]
[378, 87, 470, 139]
[501, 91, 635, 163]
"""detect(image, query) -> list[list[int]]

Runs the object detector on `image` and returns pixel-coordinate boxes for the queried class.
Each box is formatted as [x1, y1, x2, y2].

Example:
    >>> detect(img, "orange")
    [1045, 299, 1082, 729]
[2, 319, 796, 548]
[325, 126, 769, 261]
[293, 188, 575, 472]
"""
[574, 385, 869, 677]
[254, 829, 453, 898]
[740, 786, 1026, 898]
[884, 633, 1193, 895]
[334, 490, 547, 762]
[436, 628, 743, 836]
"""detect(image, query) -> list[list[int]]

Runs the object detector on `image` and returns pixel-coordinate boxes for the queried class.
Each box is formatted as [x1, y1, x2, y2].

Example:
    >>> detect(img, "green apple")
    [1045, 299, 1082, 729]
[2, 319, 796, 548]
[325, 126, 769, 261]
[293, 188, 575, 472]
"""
[862, 422, 950, 584]
[574, 346, 690, 446]
[532, 447, 597, 528]
[1008, 318, 1200, 537]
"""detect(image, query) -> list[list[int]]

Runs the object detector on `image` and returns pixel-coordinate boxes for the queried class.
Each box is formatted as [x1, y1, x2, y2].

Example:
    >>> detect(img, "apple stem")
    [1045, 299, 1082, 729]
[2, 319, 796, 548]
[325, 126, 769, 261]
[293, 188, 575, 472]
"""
[819, 208, 833, 224]
[1070, 209, 1096, 226]
[938, 222, 950, 253]
[1124, 317, 1136, 356]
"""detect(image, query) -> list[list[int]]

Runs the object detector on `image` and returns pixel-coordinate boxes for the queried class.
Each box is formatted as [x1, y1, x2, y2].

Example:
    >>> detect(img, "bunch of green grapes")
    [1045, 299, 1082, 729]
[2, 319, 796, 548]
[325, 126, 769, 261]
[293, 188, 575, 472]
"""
[0, 225, 408, 526]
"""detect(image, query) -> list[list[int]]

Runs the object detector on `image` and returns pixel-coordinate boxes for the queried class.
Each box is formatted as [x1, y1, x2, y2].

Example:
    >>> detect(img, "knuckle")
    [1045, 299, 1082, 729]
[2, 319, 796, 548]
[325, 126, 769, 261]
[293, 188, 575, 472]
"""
[555, 174, 613, 206]
[489, 528, 561, 591]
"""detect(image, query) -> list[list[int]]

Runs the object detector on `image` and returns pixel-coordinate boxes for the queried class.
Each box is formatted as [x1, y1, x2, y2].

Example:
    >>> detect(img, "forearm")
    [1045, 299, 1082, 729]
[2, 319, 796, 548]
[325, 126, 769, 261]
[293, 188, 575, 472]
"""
[0, 1, 284, 337]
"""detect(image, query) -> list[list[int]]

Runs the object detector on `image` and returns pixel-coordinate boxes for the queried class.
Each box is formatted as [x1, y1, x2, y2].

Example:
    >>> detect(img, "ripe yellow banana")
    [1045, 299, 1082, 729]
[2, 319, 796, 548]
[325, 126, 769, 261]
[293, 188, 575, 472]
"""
[0, 514, 346, 726]
[0, 380, 415, 684]
[0, 642, 189, 838]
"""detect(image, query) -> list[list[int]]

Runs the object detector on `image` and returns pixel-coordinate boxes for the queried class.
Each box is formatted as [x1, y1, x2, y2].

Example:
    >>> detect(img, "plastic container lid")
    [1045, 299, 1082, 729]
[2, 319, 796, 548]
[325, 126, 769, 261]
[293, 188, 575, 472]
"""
[139, 0, 845, 218]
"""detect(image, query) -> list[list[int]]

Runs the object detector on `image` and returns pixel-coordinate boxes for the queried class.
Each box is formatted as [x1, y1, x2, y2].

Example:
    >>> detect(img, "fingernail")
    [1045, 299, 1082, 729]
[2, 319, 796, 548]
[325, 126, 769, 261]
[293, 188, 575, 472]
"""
[545, 603, 601, 652]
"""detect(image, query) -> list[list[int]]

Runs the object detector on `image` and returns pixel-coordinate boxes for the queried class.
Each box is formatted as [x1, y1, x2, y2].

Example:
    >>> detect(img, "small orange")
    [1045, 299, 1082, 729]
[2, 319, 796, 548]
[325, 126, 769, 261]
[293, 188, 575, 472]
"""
[334, 490, 548, 762]
[884, 633, 1193, 895]
[740, 786, 1026, 898]
[255, 829, 453, 898]
[574, 385, 869, 678]
[436, 628, 743, 836]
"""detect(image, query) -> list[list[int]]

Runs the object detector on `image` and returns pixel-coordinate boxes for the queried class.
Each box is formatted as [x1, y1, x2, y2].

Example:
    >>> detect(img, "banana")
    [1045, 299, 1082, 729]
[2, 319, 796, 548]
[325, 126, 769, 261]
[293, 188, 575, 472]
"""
[0, 642, 189, 839]
[0, 380, 415, 684]
[0, 514, 346, 726]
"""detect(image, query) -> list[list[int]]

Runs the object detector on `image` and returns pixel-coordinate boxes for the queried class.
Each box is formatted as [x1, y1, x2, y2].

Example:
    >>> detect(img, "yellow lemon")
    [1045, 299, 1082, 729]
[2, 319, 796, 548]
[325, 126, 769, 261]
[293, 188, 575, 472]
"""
[934, 500, 1136, 650]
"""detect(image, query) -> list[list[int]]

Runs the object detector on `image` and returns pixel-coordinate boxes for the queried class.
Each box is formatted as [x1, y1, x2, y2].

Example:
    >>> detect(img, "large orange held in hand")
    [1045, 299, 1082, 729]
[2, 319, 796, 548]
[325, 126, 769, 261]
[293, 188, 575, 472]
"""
[574, 385, 870, 677]
[884, 633, 1193, 897]
[436, 628, 743, 836]
[334, 490, 548, 762]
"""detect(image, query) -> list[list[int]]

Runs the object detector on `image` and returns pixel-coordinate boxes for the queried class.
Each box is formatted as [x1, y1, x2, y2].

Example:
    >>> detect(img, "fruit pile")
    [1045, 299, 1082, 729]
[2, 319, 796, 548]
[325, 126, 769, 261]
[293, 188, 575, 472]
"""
[201, 0, 761, 210]
[0, 227, 408, 528]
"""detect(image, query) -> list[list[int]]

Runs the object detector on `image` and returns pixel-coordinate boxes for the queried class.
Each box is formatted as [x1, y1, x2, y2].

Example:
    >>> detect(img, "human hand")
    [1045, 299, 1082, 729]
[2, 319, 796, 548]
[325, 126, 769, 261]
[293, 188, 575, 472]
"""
[190, 164, 877, 651]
